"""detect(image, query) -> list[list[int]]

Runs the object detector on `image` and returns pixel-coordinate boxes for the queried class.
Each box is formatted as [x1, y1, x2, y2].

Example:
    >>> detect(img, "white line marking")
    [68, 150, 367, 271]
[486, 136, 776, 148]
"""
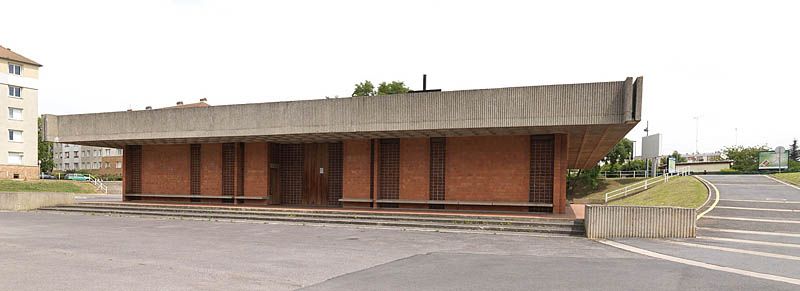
[598, 240, 800, 286]
[764, 175, 800, 191]
[716, 206, 799, 212]
[720, 199, 800, 204]
[713, 183, 788, 187]
[698, 227, 800, 238]
[664, 240, 800, 261]
[696, 176, 719, 220]
[697, 236, 800, 249]
[704, 216, 800, 224]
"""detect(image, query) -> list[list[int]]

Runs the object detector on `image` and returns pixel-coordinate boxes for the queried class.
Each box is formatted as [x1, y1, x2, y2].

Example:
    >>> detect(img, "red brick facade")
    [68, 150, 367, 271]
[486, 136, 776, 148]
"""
[123, 135, 569, 213]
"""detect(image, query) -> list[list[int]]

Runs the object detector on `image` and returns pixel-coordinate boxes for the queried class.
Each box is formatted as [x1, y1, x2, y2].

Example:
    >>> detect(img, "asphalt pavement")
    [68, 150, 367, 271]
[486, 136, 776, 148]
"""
[614, 175, 800, 287]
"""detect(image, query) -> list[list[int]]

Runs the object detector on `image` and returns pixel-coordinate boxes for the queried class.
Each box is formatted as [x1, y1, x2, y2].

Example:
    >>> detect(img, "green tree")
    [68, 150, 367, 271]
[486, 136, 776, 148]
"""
[723, 145, 769, 172]
[790, 139, 799, 162]
[377, 81, 410, 95]
[352, 80, 376, 97]
[38, 117, 54, 173]
[603, 138, 633, 166]
[660, 150, 687, 165]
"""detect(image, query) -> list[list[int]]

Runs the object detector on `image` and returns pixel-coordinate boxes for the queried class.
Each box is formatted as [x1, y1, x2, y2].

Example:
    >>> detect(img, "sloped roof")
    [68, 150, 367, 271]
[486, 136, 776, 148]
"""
[0, 45, 42, 67]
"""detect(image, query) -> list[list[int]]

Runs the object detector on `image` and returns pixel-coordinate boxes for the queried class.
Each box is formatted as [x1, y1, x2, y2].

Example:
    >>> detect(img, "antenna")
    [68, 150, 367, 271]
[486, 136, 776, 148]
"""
[693, 116, 700, 154]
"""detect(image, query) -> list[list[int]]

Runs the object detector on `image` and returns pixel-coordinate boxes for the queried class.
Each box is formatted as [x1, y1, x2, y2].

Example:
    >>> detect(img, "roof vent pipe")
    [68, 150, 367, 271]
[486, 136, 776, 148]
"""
[145, 106, 152, 110]
[199, 98, 207, 102]
[423, 74, 427, 91]
[176, 101, 183, 105]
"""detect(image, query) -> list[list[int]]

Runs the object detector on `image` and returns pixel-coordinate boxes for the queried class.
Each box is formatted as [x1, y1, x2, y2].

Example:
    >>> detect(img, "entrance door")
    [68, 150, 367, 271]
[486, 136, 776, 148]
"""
[303, 143, 329, 206]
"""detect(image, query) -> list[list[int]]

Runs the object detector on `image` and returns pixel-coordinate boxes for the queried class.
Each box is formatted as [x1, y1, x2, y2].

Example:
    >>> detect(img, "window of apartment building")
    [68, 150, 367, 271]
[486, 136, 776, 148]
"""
[73, 163, 78, 169]
[8, 63, 22, 75]
[104, 162, 109, 168]
[105, 149, 111, 156]
[116, 161, 122, 168]
[8, 130, 22, 142]
[8, 86, 22, 98]
[74, 151, 78, 157]
[7, 152, 23, 165]
[8, 107, 23, 120]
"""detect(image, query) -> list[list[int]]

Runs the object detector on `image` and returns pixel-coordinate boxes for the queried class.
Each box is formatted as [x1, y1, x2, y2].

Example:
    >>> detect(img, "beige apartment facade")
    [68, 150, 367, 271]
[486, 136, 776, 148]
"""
[0, 45, 41, 179]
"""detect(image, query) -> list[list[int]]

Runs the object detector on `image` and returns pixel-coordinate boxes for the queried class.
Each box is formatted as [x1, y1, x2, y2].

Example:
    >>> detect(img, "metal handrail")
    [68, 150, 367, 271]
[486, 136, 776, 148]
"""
[599, 170, 650, 179]
[604, 167, 691, 203]
[86, 174, 108, 194]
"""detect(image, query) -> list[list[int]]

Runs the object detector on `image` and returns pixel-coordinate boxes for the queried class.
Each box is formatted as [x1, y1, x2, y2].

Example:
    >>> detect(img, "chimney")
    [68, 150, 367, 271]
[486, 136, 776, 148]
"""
[423, 74, 427, 91]
[176, 101, 184, 105]
[199, 98, 207, 102]
[145, 106, 152, 110]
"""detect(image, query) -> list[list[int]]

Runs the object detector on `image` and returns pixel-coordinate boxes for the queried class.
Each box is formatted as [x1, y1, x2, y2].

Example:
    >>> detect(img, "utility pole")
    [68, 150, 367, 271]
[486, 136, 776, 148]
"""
[693, 116, 700, 154]
[735, 128, 738, 145]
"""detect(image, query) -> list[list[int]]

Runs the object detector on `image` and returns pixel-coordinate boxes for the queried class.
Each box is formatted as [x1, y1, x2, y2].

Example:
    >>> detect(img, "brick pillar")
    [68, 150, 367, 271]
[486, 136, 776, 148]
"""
[372, 139, 380, 209]
[552, 134, 568, 214]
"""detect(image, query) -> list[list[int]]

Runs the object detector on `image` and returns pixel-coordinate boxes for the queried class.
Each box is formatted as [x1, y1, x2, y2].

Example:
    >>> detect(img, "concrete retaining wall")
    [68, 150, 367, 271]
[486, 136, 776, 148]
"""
[585, 205, 696, 239]
[0, 192, 74, 211]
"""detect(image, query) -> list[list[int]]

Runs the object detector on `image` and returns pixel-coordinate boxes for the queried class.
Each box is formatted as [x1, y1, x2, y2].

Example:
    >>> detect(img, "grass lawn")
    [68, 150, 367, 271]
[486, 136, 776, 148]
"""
[569, 177, 646, 203]
[609, 176, 708, 208]
[772, 172, 800, 186]
[0, 180, 97, 193]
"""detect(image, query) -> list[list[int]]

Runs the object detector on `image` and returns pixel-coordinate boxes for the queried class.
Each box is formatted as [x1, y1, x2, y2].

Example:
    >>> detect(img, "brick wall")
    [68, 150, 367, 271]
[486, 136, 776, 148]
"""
[399, 138, 429, 201]
[141, 144, 190, 194]
[445, 135, 530, 202]
[342, 139, 371, 200]
[553, 134, 568, 213]
[243, 143, 268, 197]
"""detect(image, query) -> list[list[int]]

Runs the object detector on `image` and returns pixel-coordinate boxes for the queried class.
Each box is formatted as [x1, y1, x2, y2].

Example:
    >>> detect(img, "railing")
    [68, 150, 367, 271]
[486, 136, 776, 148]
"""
[599, 170, 649, 179]
[87, 174, 108, 194]
[604, 167, 691, 203]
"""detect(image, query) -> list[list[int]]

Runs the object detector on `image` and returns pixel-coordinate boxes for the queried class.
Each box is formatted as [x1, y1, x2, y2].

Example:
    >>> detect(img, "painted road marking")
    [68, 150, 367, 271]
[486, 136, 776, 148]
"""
[713, 183, 789, 187]
[696, 176, 719, 220]
[720, 199, 800, 204]
[698, 227, 800, 238]
[664, 240, 800, 261]
[704, 216, 800, 224]
[716, 206, 800, 212]
[697, 236, 800, 249]
[599, 240, 800, 286]
[764, 175, 800, 191]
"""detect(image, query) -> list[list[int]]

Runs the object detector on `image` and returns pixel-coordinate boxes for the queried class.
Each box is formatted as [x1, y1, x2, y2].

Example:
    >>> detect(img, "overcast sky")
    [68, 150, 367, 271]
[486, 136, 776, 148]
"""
[2, 0, 797, 155]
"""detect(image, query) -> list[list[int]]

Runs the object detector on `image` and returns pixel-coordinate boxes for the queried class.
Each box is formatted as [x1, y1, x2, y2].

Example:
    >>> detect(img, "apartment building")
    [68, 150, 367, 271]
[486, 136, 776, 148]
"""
[52, 143, 123, 175]
[0, 45, 40, 179]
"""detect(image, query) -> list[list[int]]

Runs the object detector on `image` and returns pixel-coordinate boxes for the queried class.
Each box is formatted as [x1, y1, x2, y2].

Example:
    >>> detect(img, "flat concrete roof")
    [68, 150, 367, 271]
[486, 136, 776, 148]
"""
[43, 77, 643, 169]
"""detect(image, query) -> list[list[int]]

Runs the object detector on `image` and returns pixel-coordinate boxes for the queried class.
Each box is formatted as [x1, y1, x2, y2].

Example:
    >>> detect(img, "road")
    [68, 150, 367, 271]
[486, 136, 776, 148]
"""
[614, 175, 800, 287]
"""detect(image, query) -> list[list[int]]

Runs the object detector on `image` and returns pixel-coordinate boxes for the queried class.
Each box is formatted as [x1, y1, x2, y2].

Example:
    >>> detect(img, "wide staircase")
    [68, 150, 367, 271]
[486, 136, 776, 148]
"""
[39, 202, 585, 236]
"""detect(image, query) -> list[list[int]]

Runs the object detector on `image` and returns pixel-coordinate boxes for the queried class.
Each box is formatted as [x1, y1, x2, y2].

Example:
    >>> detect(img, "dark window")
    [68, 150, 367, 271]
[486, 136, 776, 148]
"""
[429, 137, 446, 208]
[125, 145, 142, 198]
[279, 144, 304, 205]
[190, 144, 201, 202]
[327, 142, 343, 206]
[378, 139, 400, 200]
[530, 135, 554, 210]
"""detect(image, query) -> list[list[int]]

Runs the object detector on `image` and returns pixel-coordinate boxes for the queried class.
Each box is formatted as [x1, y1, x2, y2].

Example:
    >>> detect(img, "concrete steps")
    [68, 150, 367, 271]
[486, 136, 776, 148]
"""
[39, 202, 585, 236]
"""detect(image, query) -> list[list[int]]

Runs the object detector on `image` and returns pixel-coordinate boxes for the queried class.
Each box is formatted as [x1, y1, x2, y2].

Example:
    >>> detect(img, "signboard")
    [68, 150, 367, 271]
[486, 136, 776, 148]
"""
[642, 134, 662, 159]
[758, 150, 789, 170]
[668, 157, 676, 174]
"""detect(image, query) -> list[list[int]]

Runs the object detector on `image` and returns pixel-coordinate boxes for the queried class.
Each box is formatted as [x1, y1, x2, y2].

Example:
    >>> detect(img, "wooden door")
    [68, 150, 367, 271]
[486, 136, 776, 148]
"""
[303, 143, 329, 206]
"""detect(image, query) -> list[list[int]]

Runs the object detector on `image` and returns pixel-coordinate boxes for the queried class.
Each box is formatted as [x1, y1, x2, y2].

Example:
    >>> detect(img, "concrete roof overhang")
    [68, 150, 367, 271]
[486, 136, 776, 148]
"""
[44, 77, 643, 169]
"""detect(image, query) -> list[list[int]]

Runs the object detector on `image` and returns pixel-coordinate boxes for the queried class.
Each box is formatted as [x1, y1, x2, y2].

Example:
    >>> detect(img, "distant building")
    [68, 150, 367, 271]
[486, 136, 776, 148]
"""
[683, 152, 723, 163]
[676, 160, 732, 173]
[52, 143, 123, 175]
[0, 45, 41, 179]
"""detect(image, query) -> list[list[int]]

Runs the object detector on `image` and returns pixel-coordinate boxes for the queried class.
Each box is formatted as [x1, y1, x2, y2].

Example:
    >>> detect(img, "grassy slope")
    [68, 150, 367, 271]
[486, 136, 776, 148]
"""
[0, 180, 96, 193]
[609, 176, 708, 208]
[772, 172, 800, 186]
[570, 178, 646, 202]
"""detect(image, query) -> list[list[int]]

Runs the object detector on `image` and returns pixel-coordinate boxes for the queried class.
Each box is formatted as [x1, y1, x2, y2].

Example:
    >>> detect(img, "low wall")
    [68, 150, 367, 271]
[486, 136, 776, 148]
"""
[585, 205, 696, 239]
[0, 192, 74, 211]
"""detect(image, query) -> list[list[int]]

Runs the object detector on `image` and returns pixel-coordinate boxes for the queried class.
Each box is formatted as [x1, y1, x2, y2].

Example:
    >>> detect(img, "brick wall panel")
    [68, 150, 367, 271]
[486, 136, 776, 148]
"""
[200, 143, 222, 196]
[141, 144, 190, 194]
[244, 143, 268, 197]
[343, 139, 371, 200]
[399, 138, 429, 201]
[445, 136, 529, 202]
